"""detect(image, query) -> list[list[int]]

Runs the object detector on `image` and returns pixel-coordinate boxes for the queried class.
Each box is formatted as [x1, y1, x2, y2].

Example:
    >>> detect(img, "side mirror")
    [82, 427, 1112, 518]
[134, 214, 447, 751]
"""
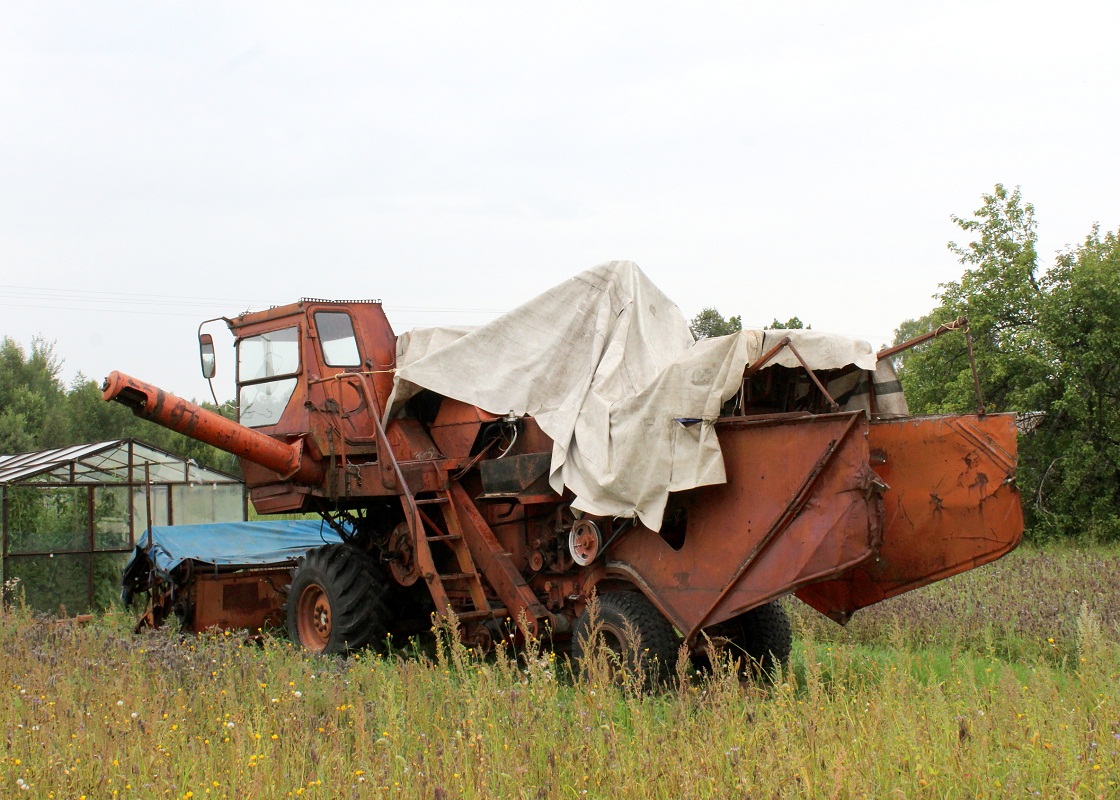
[199, 333, 216, 379]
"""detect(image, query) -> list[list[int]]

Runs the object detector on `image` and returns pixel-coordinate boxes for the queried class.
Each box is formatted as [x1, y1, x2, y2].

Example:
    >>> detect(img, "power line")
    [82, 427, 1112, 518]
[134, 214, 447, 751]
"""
[0, 285, 509, 317]
[0, 284, 262, 304]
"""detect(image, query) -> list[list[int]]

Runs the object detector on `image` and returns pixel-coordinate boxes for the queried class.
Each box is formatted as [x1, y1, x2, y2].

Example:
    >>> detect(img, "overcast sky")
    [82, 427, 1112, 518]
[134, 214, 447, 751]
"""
[3, 2, 1118, 403]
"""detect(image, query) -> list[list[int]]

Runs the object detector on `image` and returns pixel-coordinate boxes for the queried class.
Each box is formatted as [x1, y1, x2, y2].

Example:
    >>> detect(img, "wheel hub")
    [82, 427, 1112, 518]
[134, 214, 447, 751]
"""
[296, 583, 332, 652]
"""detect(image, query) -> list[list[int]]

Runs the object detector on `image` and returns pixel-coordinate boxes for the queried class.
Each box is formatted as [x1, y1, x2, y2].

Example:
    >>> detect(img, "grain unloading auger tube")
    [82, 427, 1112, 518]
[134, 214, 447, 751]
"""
[101, 370, 325, 486]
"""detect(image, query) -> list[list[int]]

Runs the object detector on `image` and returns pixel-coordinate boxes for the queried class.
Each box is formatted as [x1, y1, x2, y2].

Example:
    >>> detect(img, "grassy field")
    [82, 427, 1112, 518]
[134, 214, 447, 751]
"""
[2, 545, 1118, 799]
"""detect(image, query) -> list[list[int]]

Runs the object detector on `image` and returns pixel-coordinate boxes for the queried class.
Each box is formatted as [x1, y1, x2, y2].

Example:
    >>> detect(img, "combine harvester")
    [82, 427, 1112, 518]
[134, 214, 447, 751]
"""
[106, 262, 1022, 676]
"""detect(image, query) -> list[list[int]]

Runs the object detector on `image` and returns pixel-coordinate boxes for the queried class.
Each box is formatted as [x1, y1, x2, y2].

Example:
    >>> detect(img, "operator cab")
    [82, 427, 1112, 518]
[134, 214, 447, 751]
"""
[200, 299, 397, 441]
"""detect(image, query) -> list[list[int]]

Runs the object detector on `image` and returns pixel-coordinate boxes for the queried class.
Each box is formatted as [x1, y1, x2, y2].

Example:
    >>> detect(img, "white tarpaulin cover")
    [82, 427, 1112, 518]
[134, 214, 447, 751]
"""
[390, 261, 901, 530]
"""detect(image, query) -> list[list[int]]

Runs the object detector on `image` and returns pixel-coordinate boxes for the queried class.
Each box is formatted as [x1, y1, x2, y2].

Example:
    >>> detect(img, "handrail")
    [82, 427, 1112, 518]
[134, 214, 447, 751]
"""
[875, 316, 984, 416]
[876, 317, 968, 360]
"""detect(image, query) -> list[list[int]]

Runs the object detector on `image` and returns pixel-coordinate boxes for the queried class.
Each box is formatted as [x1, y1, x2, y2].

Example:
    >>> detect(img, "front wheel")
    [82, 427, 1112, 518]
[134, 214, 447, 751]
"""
[707, 600, 792, 679]
[286, 544, 388, 655]
[571, 591, 680, 689]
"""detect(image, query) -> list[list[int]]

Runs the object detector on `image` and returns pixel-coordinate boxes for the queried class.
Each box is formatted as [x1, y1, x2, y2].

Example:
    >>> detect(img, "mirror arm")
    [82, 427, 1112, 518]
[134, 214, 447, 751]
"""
[197, 317, 233, 411]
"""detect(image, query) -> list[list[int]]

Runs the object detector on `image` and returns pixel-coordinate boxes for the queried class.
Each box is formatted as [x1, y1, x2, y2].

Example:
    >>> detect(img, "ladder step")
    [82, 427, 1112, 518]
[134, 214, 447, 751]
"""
[426, 533, 462, 542]
[438, 572, 479, 582]
[455, 608, 507, 622]
[415, 497, 449, 505]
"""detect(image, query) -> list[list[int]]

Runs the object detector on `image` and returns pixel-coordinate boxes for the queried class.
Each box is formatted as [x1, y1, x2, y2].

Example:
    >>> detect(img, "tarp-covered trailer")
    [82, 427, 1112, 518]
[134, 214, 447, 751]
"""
[122, 521, 343, 632]
[107, 262, 1022, 677]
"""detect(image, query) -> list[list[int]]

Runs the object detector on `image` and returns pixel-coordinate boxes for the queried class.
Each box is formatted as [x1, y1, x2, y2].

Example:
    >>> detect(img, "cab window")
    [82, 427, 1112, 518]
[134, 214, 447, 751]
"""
[237, 326, 300, 427]
[315, 311, 361, 367]
[238, 326, 300, 381]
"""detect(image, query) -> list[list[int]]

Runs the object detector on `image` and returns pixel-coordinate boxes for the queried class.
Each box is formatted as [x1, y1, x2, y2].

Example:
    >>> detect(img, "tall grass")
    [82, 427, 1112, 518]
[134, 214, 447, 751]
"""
[2, 545, 1118, 799]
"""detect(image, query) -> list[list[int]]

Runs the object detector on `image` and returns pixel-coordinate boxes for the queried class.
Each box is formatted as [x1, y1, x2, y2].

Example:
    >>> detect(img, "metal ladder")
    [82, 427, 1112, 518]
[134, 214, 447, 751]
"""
[409, 488, 501, 622]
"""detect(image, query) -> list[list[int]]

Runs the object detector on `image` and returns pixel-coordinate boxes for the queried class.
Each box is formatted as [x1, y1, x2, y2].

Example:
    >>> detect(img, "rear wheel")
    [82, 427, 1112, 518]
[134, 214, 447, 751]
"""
[571, 591, 680, 688]
[286, 544, 388, 654]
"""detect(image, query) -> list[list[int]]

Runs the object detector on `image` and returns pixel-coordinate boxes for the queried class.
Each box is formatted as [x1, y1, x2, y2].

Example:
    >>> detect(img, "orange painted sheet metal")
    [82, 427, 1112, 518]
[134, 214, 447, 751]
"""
[796, 413, 1023, 622]
[188, 569, 291, 632]
[607, 412, 883, 641]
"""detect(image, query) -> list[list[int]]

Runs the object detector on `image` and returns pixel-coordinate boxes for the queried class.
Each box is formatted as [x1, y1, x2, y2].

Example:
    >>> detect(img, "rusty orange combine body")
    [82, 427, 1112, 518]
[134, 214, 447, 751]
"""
[104, 285, 1022, 672]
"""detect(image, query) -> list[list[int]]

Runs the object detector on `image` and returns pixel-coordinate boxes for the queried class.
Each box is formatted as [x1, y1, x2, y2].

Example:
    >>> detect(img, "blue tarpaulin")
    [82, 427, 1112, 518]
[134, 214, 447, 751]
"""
[127, 520, 345, 580]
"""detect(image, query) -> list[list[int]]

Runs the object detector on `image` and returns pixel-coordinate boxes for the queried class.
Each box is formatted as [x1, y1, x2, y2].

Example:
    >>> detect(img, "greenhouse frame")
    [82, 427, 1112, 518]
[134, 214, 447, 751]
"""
[0, 439, 244, 613]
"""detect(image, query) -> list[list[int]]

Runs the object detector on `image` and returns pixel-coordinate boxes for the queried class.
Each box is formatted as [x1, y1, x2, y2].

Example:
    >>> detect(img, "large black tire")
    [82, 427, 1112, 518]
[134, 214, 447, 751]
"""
[711, 600, 792, 679]
[286, 544, 389, 655]
[571, 591, 680, 689]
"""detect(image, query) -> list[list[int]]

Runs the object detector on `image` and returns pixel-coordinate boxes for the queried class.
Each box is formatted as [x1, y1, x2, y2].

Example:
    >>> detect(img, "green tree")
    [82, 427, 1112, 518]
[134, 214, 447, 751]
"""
[766, 317, 809, 330]
[894, 184, 1048, 416]
[896, 185, 1120, 541]
[1029, 226, 1120, 541]
[0, 337, 71, 452]
[689, 308, 742, 339]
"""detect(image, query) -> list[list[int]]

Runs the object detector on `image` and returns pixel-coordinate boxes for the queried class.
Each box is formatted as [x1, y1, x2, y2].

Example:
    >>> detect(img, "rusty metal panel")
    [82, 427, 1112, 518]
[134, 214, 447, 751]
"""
[607, 412, 881, 640]
[188, 569, 290, 632]
[796, 413, 1023, 622]
[479, 452, 552, 496]
[384, 418, 441, 462]
[429, 399, 499, 458]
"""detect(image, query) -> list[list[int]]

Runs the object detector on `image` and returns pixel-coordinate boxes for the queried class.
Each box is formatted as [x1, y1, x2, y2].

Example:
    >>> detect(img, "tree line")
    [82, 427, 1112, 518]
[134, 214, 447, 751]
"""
[893, 185, 1119, 543]
[0, 338, 239, 476]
